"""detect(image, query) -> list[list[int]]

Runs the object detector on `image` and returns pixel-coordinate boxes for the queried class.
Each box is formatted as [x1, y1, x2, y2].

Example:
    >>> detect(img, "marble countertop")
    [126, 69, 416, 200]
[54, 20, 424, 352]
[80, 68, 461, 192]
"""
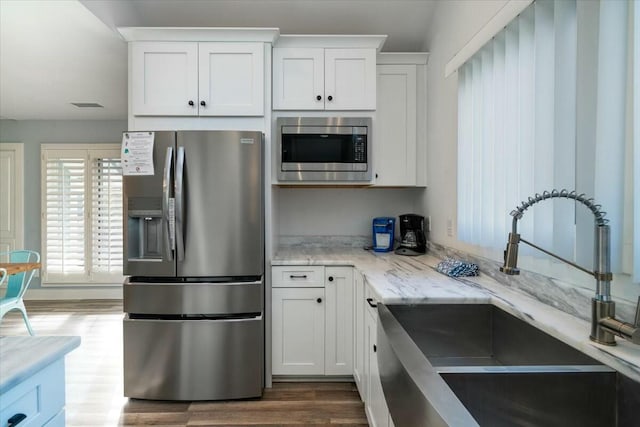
[0, 335, 81, 394]
[273, 246, 640, 382]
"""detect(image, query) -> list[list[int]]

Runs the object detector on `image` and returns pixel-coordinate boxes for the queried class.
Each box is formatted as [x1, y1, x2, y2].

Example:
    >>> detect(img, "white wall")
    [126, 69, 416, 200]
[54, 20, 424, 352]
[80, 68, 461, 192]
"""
[277, 187, 424, 238]
[421, 0, 509, 247]
[0, 119, 127, 298]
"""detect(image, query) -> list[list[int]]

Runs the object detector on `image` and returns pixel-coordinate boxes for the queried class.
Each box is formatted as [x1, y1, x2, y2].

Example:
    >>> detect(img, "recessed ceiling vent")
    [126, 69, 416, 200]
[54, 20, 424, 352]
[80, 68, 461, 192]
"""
[71, 102, 103, 108]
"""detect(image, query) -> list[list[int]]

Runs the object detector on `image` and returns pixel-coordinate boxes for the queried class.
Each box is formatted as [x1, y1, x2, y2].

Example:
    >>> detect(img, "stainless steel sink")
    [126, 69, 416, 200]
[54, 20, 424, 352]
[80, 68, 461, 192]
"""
[377, 303, 640, 427]
[388, 304, 598, 367]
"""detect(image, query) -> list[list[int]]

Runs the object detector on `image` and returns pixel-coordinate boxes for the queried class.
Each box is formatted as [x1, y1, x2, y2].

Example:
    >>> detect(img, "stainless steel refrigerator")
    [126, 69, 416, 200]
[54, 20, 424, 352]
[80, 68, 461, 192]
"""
[122, 130, 264, 401]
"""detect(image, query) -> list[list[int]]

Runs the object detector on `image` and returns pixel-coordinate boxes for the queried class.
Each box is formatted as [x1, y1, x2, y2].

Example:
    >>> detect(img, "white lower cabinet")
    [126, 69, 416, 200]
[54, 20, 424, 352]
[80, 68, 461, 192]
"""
[271, 265, 353, 376]
[363, 281, 391, 427]
[272, 265, 392, 425]
[353, 270, 365, 396]
[272, 287, 325, 375]
[325, 267, 354, 375]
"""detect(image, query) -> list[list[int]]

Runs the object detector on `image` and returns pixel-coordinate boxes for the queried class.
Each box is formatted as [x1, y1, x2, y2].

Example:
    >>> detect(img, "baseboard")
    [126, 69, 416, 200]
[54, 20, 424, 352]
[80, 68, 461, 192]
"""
[272, 375, 354, 383]
[25, 288, 123, 300]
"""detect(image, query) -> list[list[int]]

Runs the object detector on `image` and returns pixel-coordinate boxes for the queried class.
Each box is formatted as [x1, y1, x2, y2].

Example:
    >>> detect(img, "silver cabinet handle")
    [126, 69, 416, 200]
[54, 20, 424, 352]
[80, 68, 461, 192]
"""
[175, 146, 185, 262]
[163, 146, 174, 261]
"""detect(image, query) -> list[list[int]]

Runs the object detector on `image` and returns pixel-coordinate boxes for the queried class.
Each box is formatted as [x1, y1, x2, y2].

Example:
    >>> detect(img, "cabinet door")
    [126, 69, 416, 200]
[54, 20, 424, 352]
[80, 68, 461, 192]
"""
[132, 42, 198, 116]
[324, 49, 376, 110]
[273, 48, 324, 110]
[272, 288, 325, 375]
[353, 270, 365, 396]
[374, 64, 417, 186]
[325, 267, 354, 376]
[366, 308, 389, 427]
[198, 42, 264, 116]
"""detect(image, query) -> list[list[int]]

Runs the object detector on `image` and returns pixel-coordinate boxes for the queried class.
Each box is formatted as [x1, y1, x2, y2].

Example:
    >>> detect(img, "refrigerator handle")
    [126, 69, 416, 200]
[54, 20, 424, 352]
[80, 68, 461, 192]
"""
[175, 146, 185, 261]
[163, 146, 175, 261]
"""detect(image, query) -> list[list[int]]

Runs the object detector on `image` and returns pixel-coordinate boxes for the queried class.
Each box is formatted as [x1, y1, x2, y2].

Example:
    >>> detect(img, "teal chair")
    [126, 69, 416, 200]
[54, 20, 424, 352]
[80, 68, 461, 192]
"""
[0, 250, 40, 335]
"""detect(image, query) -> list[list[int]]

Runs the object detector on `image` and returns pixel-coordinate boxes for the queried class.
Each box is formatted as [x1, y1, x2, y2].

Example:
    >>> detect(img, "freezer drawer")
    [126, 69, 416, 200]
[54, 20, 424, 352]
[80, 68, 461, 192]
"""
[123, 315, 263, 400]
[124, 279, 262, 315]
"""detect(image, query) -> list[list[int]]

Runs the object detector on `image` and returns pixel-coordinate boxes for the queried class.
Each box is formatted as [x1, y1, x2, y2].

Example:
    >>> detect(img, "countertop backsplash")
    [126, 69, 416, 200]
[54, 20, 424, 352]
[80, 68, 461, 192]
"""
[278, 235, 372, 249]
[428, 242, 638, 324]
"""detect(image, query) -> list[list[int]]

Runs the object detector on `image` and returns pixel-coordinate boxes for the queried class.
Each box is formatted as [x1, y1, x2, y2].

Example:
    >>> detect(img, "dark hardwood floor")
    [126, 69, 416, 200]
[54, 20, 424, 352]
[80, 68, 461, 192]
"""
[0, 300, 367, 426]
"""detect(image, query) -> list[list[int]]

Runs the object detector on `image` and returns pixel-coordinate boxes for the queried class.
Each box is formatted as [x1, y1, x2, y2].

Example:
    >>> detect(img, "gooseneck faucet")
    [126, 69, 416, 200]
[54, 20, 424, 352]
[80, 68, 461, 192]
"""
[500, 189, 640, 346]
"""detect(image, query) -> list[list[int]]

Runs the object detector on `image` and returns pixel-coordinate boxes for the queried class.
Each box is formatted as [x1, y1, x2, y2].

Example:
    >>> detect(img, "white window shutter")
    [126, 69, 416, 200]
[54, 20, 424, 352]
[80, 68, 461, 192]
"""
[41, 145, 122, 284]
[43, 153, 87, 280]
[90, 154, 123, 280]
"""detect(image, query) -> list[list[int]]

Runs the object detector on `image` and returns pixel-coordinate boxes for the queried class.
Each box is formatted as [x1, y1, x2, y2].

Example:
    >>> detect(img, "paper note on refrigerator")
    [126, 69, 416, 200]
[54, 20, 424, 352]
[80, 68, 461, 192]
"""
[121, 131, 155, 175]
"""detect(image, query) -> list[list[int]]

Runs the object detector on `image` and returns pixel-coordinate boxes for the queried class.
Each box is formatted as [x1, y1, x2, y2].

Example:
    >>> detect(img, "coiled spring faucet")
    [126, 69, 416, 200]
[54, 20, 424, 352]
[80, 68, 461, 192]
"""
[500, 189, 640, 346]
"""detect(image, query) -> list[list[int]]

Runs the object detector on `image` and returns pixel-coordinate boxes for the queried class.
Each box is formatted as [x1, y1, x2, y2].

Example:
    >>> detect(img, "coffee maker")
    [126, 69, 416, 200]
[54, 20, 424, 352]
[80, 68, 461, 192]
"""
[395, 214, 427, 256]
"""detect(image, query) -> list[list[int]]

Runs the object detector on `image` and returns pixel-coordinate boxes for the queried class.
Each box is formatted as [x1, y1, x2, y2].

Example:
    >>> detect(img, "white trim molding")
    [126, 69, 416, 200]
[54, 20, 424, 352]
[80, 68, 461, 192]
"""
[0, 142, 24, 251]
[118, 27, 280, 43]
[275, 34, 387, 50]
[444, 0, 534, 77]
[25, 287, 123, 300]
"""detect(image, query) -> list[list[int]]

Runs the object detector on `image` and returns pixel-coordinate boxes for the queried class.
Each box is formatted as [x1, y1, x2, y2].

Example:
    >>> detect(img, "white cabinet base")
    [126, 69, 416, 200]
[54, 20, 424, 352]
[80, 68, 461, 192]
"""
[271, 265, 354, 377]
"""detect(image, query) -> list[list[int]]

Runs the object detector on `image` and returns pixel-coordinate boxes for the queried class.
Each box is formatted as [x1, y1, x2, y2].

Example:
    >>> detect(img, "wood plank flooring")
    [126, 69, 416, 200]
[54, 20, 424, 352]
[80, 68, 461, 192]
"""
[0, 300, 368, 426]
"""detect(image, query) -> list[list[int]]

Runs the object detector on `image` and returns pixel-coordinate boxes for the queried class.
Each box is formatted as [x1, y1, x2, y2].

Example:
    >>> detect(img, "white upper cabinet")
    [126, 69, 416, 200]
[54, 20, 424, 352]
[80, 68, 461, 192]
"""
[131, 41, 265, 117]
[272, 48, 325, 110]
[374, 64, 417, 186]
[324, 49, 376, 110]
[273, 48, 376, 110]
[198, 42, 264, 116]
[272, 35, 386, 111]
[132, 42, 199, 116]
[372, 53, 429, 187]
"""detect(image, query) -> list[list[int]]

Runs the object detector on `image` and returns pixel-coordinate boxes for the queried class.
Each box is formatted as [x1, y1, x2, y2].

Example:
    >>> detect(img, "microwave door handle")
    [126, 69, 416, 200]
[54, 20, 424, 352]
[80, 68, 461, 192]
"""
[162, 146, 174, 261]
[175, 145, 185, 262]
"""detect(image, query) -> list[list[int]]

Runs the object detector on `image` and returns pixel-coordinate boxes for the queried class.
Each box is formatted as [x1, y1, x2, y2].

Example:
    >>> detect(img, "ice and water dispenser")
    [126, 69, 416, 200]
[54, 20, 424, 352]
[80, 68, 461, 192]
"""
[126, 197, 164, 261]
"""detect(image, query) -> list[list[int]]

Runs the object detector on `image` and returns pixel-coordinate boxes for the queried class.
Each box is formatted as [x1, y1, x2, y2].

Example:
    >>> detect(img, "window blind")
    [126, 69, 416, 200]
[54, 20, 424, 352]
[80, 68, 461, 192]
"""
[42, 145, 123, 284]
[457, 0, 636, 280]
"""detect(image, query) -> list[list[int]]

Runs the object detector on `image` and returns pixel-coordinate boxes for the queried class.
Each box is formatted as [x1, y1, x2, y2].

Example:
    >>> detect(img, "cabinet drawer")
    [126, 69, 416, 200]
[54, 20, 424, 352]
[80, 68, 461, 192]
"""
[124, 315, 263, 400]
[0, 359, 65, 427]
[272, 266, 325, 287]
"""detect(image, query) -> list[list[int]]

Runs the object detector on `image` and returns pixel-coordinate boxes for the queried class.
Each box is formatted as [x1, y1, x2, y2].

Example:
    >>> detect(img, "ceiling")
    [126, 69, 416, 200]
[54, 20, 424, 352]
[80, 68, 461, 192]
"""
[0, 0, 437, 121]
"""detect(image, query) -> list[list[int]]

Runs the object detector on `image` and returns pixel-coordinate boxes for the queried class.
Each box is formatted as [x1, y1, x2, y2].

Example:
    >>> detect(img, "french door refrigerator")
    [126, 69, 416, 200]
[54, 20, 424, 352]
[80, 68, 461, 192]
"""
[122, 130, 264, 401]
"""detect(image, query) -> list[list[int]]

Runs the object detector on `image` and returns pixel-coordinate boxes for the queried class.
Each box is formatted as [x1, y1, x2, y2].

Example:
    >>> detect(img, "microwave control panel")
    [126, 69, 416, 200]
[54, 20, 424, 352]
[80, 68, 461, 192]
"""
[354, 136, 366, 162]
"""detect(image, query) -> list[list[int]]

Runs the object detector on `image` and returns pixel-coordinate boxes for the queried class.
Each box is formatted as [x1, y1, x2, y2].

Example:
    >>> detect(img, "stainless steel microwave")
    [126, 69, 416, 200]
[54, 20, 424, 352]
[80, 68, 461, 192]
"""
[276, 117, 372, 182]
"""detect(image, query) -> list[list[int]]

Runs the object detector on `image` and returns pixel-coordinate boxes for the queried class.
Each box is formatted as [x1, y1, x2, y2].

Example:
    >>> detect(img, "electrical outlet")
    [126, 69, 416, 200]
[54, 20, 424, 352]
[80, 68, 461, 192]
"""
[446, 218, 454, 237]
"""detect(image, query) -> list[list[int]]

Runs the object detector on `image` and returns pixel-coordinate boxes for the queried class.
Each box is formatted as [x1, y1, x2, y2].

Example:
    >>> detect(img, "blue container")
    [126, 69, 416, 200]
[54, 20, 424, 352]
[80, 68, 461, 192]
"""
[372, 217, 395, 252]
